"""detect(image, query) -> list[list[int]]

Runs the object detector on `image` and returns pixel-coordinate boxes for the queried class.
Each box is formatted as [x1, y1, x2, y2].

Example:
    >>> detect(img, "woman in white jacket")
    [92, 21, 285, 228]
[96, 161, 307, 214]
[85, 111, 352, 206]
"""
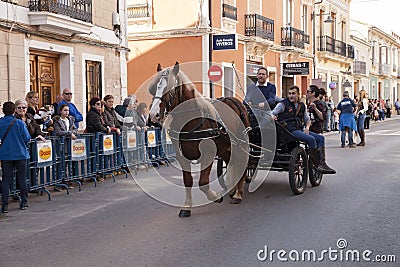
[356, 90, 368, 146]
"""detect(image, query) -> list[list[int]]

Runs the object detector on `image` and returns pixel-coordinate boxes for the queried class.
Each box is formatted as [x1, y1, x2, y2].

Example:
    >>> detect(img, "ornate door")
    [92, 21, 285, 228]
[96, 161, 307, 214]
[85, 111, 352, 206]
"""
[29, 52, 59, 108]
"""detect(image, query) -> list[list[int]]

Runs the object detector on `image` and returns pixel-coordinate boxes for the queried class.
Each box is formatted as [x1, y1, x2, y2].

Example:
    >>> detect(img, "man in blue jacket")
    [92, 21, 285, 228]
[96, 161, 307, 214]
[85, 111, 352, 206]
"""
[244, 67, 276, 128]
[59, 88, 83, 128]
[0, 102, 31, 213]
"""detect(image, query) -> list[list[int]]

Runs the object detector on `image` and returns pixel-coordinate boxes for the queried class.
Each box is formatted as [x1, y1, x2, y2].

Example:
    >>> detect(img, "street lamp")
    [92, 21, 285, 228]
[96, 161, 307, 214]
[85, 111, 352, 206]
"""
[311, 0, 334, 79]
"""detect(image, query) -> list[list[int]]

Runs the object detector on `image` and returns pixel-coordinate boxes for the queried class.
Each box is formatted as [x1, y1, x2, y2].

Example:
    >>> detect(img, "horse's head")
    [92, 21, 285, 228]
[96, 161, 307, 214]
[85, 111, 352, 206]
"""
[149, 62, 183, 123]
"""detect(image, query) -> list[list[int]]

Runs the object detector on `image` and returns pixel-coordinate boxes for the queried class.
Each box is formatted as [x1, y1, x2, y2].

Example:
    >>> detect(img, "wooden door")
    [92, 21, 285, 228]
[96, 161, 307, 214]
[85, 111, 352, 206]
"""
[29, 52, 59, 108]
[85, 60, 102, 112]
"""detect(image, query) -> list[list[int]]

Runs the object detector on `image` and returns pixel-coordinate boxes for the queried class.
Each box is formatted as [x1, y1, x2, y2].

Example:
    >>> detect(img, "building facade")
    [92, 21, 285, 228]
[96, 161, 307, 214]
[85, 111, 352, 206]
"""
[0, 0, 128, 128]
[127, 0, 319, 103]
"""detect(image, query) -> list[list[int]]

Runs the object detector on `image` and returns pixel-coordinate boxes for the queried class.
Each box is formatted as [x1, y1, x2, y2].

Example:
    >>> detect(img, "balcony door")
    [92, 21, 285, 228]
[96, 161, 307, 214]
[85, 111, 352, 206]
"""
[29, 51, 60, 108]
[85, 60, 102, 112]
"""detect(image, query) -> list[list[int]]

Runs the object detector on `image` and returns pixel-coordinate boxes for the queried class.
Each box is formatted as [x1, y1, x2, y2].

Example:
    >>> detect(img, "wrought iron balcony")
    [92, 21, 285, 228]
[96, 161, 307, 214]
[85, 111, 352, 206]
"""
[222, 3, 237, 21]
[378, 63, 390, 76]
[317, 36, 354, 59]
[281, 27, 309, 49]
[245, 14, 274, 41]
[353, 60, 366, 75]
[29, 0, 92, 23]
[127, 4, 150, 19]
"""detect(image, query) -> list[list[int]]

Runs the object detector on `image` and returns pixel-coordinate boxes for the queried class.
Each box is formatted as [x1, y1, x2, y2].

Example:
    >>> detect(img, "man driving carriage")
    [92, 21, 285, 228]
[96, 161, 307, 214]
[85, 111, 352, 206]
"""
[244, 67, 277, 129]
[271, 85, 336, 175]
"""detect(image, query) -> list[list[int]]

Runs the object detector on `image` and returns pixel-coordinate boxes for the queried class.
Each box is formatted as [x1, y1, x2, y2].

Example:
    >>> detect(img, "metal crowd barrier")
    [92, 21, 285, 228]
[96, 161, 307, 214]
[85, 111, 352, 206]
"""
[28, 136, 65, 201]
[64, 134, 97, 187]
[96, 132, 127, 181]
[0, 128, 176, 202]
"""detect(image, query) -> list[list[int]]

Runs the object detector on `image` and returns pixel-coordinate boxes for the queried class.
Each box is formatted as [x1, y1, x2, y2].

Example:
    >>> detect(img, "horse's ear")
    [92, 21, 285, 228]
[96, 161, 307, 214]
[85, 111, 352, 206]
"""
[173, 62, 179, 75]
[157, 63, 162, 72]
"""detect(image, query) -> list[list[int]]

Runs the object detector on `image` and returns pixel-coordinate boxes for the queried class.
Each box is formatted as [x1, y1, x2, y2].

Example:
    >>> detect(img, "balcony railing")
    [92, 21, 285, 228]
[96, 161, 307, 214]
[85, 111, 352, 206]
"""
[245, 14, 274, 41]
[378, 63, 390, 76]
[127, 4, 150, 19]
[353, 60, 366, 75]
[317, 36, 354, 59]
[281, 27, 309, 49]
[222, 3, 237, 21]
[29, 0, 92, 23]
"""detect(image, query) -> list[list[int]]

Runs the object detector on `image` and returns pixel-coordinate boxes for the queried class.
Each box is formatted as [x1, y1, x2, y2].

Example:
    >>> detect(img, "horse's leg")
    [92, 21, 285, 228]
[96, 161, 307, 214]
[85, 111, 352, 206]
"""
[199, 164, 223, 203]
[179, 170, 193, 218]
[222, 150, 246, 204]
[176, 152, 193, 218]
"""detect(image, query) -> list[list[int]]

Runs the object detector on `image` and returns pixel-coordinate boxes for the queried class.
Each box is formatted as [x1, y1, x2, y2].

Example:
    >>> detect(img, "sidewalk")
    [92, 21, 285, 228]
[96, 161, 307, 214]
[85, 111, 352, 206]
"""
[323, 113, 400, 137]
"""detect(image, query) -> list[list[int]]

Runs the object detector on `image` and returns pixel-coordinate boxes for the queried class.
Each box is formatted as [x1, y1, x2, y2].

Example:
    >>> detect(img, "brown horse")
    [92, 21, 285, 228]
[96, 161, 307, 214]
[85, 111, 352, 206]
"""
[149, 62, 250, 218]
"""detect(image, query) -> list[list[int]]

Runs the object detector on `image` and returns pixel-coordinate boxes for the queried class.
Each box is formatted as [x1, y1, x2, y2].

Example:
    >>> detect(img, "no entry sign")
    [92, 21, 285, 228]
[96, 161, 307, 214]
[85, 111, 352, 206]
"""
[208, 65, 223, 82]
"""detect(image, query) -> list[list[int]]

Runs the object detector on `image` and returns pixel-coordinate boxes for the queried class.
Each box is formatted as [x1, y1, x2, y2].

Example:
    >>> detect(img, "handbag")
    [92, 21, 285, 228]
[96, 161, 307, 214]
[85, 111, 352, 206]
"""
[0, 118, 17, 147]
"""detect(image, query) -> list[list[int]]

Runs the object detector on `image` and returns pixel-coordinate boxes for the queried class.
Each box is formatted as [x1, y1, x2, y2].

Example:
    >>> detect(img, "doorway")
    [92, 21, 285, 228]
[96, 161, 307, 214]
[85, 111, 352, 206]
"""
[282, 76, 294, 98]
[29, 51, 60, 108]
[85, 60, 102, 112]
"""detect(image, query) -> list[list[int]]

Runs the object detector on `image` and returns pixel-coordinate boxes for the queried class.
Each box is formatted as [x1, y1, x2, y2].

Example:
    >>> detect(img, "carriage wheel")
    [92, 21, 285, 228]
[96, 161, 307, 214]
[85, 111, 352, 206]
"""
[308, 158, 323, 187]
[216, 158, 227, 189]
[288, 147, 308, 195]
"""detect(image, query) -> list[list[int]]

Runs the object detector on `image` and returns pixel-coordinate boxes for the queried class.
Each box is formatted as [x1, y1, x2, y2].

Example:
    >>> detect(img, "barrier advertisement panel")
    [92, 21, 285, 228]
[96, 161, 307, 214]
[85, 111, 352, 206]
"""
[126, 131, 137, 149]
[37, 140, 53, 165]
[147, 130, 156, 147]
[103, 135, 114, 155]
[71, 138, 87, 160]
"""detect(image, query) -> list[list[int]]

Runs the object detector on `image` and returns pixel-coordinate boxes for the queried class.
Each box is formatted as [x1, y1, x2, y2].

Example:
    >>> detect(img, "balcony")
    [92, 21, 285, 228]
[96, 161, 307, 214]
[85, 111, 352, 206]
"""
[353, 60, 366, 75]
[222, 3, 237, 21]
[378, 63, 390, 76]
[281, 27, 309, 49]
[28, 0, 92, 35]
[245, 14, 274, 41]
[317, 36, 354, 59]
[127, 4, 150, 19]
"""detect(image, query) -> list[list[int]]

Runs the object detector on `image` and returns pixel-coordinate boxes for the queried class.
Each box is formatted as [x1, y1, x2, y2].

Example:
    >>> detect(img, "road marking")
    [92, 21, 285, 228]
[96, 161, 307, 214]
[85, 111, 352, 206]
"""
[367, 130, 400, 136]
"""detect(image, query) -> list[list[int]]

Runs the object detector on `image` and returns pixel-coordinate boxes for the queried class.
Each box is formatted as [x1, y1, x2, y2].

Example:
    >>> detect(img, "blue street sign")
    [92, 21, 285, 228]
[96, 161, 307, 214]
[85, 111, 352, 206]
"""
[212, 34, 237, 51]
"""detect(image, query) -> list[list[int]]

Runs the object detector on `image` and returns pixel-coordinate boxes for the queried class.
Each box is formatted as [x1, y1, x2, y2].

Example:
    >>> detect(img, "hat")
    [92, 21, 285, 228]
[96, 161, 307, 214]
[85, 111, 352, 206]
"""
[343, 91, 349, 97]
[90, 97, 101, 107]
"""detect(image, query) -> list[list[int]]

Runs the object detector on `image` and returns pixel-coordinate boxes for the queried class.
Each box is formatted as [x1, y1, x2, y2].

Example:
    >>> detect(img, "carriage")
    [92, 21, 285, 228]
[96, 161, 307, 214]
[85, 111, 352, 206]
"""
[148, 62, 324, 217]
[216, 104, 324, 195]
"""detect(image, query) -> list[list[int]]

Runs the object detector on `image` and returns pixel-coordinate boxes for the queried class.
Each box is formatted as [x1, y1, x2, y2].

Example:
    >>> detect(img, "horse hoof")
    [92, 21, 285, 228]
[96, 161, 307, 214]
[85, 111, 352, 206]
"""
[179, 209, 191, 218]
[214, 196, 223, 203]
[230, 198, 242, 204]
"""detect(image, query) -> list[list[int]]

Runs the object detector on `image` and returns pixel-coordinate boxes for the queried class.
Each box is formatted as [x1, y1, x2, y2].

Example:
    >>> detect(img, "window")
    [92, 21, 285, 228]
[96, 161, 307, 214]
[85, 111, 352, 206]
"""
[302, 4, 308, 33]
[330, 12, 336, 39]
[223, 65, 234, 97]
[284, 0, 294, 26]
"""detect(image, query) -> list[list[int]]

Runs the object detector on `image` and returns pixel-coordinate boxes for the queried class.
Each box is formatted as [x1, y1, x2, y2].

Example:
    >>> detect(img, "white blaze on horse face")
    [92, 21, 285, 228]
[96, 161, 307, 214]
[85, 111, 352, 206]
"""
[149, 75, 168, 121]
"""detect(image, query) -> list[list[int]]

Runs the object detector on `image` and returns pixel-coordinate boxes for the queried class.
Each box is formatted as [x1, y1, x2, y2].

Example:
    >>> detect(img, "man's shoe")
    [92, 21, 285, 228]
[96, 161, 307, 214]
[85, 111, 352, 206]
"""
[349, 144, 357, 148]
[1, 205, 8, 213]
[341, 144, 345, 148]
[20, 203, 28, 210]
[316, 163, 336, 174]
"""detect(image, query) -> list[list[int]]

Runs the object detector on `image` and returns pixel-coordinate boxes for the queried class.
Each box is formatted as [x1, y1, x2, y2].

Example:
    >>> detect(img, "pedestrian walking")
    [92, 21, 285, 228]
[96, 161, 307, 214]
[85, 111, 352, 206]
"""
[395, 99, 400, 115]
[337, 91, 357, 148]
[0, 102, 31, 213]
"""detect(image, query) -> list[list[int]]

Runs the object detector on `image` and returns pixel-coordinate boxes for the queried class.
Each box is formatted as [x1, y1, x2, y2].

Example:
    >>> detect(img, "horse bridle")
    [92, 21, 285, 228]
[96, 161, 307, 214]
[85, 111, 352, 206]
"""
[153, 70, 182, 115]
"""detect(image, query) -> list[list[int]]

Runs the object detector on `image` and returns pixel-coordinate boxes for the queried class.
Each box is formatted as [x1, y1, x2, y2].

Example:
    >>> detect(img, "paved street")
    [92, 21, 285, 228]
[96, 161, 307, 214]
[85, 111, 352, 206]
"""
[0, 117, 399, 267]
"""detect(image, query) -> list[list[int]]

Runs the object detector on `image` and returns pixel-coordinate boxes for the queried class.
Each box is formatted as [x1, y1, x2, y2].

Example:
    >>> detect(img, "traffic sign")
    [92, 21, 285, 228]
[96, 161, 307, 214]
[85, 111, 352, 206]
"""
[208, 65, 223, 82]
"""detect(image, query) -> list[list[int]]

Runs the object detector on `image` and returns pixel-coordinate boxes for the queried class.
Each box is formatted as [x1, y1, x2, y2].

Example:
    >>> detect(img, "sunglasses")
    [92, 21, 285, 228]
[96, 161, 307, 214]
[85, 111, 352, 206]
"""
[95, 102, 102, 106]
[17, 106, 27, 109]
[64, 93, 73, 95]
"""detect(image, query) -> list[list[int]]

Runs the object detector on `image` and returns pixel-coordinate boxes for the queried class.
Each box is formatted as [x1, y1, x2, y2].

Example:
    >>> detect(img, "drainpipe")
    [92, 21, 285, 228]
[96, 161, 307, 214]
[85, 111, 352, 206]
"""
[7, 35, 11, 100]
[208, 0, 213, 98]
